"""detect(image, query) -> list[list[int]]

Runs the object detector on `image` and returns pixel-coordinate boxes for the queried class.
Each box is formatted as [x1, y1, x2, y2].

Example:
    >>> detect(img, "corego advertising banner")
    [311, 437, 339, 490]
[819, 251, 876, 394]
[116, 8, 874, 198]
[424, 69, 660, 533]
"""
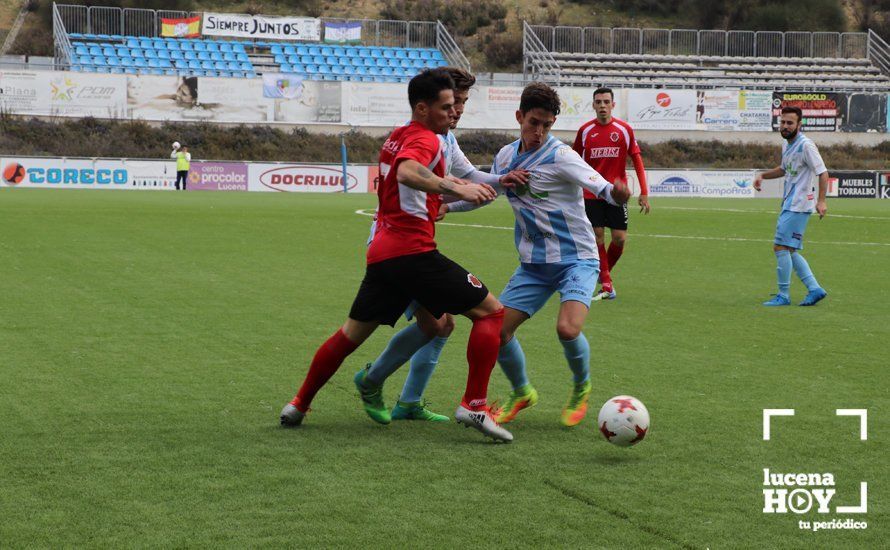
[0, 157, 176, 189]
[247, 163, 372, 192]
[772, 92, 844, 132]
[646, 170, 757, 198]
[626, 90, 696, 130]
[0, 70, 126, 117]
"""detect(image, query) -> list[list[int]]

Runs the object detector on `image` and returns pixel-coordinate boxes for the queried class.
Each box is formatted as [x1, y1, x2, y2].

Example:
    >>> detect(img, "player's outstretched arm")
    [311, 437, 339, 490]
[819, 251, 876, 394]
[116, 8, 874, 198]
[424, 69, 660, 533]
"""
[631, 153, 650, 214]
[816, 171, 829, 219]
[397, 160, 497, 204]
[753, 166, 785, 191]
[558, 147, 629, 205]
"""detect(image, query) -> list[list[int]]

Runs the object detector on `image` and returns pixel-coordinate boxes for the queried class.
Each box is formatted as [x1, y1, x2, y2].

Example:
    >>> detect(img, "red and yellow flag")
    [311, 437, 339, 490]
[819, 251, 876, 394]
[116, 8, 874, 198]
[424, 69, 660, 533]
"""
[161, 16, 201, 38]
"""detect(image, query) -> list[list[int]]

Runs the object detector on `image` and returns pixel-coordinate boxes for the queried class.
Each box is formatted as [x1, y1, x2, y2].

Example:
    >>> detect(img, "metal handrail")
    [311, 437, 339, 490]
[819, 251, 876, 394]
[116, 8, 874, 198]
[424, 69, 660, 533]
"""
[436, 20, 470, 71]
[867, 29, 890, 76]
[522, 21, 561, 82]
[52, 3, 74, 69]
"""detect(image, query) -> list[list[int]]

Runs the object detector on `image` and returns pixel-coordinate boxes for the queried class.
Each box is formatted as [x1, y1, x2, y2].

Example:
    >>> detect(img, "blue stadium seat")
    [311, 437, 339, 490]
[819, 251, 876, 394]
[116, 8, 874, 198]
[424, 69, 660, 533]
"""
[246, 71, 257, 79]
[332, 46, 346, 56]
[187, 60, 200, 70]
[271, 44, 284, 55]
[145, 49, 158, 59]
[126, 38, 139, 48]
[147, 68, 162, 75]
[206, 43, 219, 52]
[194, 42, 206, 51]
[137, 39, 150, 49]
[233, 44, 246, 54]
[238, 61, 252, 71]
[159, 59, 173, 68]
[180, 42, 194, 51]
[291, 63, 305, 73]
[408, 50, 421, 60]
[360, 75, 374, 82]
[320, 46, 332, 56]
[198, 51, 211, 61]
[92, 56, 106, 66]
[411, 59, 425, 68]
[375, 58, 388, 67]
[355, 66, 367, 75]
[125, 67, 137, 74]
[324, 56, 337, 65]
[71, 65, 82, 72]
[226, 61, 240, 71]
[210, 52, 223, 62]
[306, 64, 318, 73]
[399, 59, 412, 68]
[387, 58, 400, 68]
[201, 61, 214, 70]
[134, 58, 147, 68]
[231, 71, 245, 78]
[380, 67, 393, 76]
[367, 66, 381, 76]
[114, 47, 128, 57]
[166, 41, 180, 50]
[420, 50, 433, 60]
[170, 51, 183, 60]
[370, 48, 383, 58]
[295, 45, 308, 55]
[164, 69, 177, 76]
[220, 43, 233, 53]
[299, 54, 312, 64]
[175, 59, 188, 69]
[152, 40, 166, 49]
[78, 55, 92, 65]
[89, 46, 102, 55]
[318, 65, 331, 75]
[204, 70, 217, 77]
[184, 51, 197, 61]
[148, 59, 160, 68]
[70, 32, 84, 39]
[274, 54, 287, 64]
[97, 34, 112, 41]
[395, 50, 408, 59]
[236, 53, 249, 62]
[157, 50, 170, 60]
[75, 45, 89, 56]
[214, 61, 227, 70]
[83, 66, 97, 73]
[96, 66, 110, 73]
[307, 45, 321, 55]
[218, 70, 232, 78]
[223, 52, 236, 62]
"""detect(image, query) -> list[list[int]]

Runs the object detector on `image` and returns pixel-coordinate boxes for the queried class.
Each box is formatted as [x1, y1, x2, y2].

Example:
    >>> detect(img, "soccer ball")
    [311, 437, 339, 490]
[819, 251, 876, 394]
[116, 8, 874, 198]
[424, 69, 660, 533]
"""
[172, 141, 181, 149]
[597, 395, 650, 447]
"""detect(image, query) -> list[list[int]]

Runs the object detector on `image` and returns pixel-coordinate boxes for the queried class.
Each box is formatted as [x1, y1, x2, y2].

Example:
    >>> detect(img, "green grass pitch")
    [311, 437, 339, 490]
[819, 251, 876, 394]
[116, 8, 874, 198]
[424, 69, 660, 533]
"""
[1, 189, 887, 547]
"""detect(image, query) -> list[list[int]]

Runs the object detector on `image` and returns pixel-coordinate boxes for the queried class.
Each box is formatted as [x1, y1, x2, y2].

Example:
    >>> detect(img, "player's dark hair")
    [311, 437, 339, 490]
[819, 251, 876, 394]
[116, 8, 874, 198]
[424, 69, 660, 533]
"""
[408, 69, 455, 109]
[519, 82, 561, 115]
[445, 67, 476, 91]
[781, 106, 803, 122]
[593, 87, 614, 100]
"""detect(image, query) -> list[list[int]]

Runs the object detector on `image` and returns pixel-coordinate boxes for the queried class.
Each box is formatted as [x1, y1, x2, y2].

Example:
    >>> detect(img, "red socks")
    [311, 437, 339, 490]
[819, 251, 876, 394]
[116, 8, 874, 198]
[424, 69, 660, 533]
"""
[597, 243, 612, 290]
[291, 328, 359, 412]
[607, 243, 624, 270]
[463, 308, 504, 410]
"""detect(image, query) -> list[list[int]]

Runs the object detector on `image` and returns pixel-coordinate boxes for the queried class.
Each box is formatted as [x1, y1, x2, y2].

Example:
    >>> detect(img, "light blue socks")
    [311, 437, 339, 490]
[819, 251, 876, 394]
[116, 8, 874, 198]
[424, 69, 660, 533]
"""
[560, 333, 591, 384]
[775, 249, 792, 298]
[791, 252, 821, 291]
[398, 336, 449, 403]
[498, 337, 529, 391]
[365, 323, 431, 386]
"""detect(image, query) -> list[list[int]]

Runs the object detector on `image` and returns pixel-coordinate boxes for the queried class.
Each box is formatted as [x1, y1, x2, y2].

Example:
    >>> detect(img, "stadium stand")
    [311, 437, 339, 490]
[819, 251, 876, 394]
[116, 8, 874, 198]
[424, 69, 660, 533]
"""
[523, 24, 890, 92]
[54, 5, 462, 80]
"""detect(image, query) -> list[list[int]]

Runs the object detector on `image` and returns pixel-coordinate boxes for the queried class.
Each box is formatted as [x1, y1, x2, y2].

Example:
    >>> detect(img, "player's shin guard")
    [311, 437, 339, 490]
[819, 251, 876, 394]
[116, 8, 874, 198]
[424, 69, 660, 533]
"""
[463, 308, 504, 410]
[291, 328, 359, 412]
[597, 243, 613, 290]
[791, 252, 820, 292]
[775, 250, 792, 298]
[607, 243, 624, 270]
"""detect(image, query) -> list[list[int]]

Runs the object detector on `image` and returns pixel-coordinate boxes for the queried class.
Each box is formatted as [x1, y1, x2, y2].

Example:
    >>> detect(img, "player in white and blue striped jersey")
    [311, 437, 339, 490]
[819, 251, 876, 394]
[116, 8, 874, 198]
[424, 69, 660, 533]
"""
[754, 106, 829, 307]
[444, 83, 631, 427]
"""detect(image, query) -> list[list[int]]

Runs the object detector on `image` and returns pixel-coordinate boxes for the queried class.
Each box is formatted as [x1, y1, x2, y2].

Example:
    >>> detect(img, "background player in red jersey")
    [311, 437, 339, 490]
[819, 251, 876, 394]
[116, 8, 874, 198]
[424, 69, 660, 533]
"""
[573, 87, 650, 301]
[280, 69, 514, 442]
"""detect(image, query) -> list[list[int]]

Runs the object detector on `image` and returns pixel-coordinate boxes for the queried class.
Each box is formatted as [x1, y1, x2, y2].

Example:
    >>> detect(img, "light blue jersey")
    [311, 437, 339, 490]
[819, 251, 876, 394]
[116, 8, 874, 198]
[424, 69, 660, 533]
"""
[781, 133, 827, 213]
[482, 136, 616, 264]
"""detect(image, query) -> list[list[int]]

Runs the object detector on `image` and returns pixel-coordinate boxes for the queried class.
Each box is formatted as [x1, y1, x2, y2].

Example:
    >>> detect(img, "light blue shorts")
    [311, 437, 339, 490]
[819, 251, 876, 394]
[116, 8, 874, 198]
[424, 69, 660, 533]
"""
[774, 210, 811, 250]
[499, 260, 600, 317]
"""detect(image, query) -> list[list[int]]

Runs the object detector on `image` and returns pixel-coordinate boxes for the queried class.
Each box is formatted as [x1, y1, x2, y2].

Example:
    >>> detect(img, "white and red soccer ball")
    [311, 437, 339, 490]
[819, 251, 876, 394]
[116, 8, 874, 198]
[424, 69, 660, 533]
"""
[597, 395, 650, 447]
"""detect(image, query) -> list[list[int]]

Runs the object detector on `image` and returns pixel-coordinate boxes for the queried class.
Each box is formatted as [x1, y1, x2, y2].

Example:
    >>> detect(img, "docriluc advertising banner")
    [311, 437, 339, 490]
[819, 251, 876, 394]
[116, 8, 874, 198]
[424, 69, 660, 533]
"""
[646, 170, 756, 198]
[187, 162, 249, 191]
[772, 92, 844, 132]
[201, 12, 321, 41]
[626, 89, 696, 130]
[247, 163, 372, 193]
[0, 70, 126, 118]
[0, 157, 175, 190]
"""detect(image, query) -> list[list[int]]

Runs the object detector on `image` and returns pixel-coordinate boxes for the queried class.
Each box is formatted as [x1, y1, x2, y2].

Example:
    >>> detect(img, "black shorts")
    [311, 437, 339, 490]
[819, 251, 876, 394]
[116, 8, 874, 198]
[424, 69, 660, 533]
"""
[585, 199, 629, 231]
[348, 250, 489, 326]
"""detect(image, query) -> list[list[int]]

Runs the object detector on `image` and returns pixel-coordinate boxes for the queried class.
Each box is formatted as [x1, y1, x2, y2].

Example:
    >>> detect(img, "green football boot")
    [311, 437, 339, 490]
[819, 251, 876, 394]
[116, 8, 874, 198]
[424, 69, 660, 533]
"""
[391, 400, 450, 422]
[354, 364, 391, 424]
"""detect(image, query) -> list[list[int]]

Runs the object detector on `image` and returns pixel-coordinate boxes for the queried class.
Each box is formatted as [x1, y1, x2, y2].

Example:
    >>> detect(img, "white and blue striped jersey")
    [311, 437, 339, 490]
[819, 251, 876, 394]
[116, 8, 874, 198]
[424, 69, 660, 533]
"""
[781, 133, 827, 213]
[454, 136, 616, 264]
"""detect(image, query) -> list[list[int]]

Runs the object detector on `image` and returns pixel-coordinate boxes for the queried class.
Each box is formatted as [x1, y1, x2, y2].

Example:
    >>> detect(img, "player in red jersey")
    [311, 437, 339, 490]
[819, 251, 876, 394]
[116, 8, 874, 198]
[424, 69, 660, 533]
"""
[280, 69, 513, 442]
[573, 87, 650, 301]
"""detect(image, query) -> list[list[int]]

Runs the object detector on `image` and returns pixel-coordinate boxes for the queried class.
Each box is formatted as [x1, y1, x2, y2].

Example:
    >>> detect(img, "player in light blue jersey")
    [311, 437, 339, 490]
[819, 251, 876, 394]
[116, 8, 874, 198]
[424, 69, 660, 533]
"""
[355, 68, 529, 424]
[754, 106, 829, 307]
[442, 83, 631, 426]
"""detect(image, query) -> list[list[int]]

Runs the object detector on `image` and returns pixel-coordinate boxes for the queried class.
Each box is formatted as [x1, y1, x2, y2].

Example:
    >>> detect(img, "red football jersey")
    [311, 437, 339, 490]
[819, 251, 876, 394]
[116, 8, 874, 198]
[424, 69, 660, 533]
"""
[573, 117, 641, 200]
[367, 121, 445, 265]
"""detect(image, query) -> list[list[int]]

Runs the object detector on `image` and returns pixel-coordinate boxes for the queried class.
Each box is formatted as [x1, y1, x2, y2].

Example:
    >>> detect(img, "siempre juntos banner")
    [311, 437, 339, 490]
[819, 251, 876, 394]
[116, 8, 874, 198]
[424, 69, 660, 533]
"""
[202, 12, 321, 41]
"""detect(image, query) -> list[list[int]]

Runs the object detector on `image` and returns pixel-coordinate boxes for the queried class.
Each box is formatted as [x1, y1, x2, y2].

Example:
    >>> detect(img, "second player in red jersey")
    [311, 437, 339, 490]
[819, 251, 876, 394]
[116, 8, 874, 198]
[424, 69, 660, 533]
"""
[573, 87, 650, 300]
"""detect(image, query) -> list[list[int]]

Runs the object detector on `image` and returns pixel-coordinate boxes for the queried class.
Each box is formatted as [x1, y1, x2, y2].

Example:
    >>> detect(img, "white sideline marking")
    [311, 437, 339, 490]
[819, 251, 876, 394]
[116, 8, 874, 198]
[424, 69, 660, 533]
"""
[354, 209, 890, 247]
[657, 205, 890, 221]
